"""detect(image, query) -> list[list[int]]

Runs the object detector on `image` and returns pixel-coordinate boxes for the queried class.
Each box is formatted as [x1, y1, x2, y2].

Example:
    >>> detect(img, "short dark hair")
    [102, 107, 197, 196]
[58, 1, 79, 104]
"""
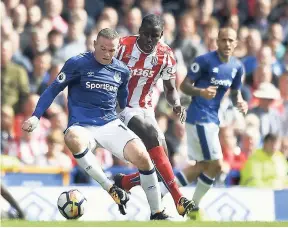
[97, 28, 119, 40]
[218, 27, 237, 39]
[264, 133, 279, 143]
[141, 14, 164, 30]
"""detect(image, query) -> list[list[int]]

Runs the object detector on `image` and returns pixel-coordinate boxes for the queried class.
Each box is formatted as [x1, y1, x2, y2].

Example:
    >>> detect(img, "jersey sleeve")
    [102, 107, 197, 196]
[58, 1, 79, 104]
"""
[231, 62, 244, 90]
[33, 57, 79, 118]
[161, 51, 177, 80]
[117, 69, 130, 109]
[187, 55, 206, 82]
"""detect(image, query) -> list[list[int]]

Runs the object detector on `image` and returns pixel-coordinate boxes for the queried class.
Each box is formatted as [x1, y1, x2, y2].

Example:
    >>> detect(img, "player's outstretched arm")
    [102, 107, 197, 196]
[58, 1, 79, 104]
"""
[22, 58, 78, 132]
[22, 83, 66, 132]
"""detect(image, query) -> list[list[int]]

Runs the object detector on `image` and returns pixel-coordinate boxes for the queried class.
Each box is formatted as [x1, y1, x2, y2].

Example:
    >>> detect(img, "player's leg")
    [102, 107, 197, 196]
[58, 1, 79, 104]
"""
[161, 162, 204, 195]
[94, 119, 168, 219]
[124, 138, 169, 220]
[1, 184, 25, 219]
[190, 123, 222, 208]
[192, 160, 221, 207]
[115, 108, 144, 189]
[144, 112, 190, 205]
[116, 109, 194, 216]
[116, 116, 169, 191]
[175, 123, 222, 220]
[64, 126, 113, 191]
[64, 125, 129, 209]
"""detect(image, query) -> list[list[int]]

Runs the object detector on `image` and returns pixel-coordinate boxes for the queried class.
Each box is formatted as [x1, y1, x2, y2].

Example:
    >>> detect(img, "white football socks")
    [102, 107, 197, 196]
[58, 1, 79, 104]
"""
[74, 148, 113, 191]
[192, 173, 214, 207]
[139, 167, 163, 214]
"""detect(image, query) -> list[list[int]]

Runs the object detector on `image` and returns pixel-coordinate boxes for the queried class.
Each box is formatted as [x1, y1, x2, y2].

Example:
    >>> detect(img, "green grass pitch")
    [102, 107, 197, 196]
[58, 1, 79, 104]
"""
[1, 220, 288, 227]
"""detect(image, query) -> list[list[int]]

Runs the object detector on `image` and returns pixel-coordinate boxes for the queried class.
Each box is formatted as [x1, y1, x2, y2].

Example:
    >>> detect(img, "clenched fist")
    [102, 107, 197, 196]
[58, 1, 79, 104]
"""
[22, 116, 39, 132]
[200, 86, 218, 100]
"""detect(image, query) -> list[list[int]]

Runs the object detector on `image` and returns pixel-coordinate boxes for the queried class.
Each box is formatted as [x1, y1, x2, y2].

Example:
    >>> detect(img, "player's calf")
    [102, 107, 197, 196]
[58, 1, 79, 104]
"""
[125, 120, 189, 212]
[123, 139, 163, 216]
[190, 160, 221, 210]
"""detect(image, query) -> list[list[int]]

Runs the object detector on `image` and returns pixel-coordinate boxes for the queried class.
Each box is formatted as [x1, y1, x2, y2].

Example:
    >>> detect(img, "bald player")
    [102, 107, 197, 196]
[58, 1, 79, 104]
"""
[162, 27, 248, 220]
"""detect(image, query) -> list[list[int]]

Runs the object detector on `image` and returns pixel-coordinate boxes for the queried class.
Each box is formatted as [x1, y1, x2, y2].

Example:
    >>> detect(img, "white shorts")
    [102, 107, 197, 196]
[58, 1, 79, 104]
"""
[185, 122, 223, 161]
[66, 119, 141, 161]
[119, 107, 165, 140]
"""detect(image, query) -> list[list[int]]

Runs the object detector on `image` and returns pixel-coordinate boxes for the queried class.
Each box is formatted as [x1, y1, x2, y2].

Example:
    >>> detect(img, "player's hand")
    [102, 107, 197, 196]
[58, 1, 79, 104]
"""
[173, 105, 186, 123]
[236, 100, 248, 116]
[200, 86, 218, 100]
[22, 116, 39, 132]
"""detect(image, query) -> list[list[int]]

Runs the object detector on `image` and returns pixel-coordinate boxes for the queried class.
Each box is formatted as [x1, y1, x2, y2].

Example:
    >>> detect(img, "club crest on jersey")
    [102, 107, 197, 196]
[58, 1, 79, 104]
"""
[114, 72, 121, 83]
[212, 67, 219, 73]
[57, 72, 66, 83]
[151, 56, 158, 66]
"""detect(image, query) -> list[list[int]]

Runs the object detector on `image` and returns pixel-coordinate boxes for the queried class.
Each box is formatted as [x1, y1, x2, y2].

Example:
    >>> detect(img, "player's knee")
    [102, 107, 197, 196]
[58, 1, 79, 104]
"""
[123, 139, 153, 171]
[134, 150, 153, 171]
[128, 117, 160, 149]
[142, 125, 159, 149]
[64, 128, 89, 154]
[206, 160, 222, 176]
[187, 161, 205, 174]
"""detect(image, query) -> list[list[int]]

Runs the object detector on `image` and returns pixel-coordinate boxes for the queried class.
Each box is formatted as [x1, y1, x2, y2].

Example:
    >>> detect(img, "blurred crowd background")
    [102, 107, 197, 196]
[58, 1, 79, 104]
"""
[1, 0, 288, 189]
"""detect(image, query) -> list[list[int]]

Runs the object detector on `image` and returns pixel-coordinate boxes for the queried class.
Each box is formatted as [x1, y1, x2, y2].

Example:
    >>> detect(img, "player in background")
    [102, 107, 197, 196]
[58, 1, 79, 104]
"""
[22, 28, 169, 220]
[113, 14, 195, 216]
[162, 27, 248, 219]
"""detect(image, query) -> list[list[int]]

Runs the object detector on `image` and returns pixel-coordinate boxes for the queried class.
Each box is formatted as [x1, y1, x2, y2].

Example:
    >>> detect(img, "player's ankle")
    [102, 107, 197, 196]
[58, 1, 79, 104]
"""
[170, 190, 182, 205]
[107, 185, 114, 192]
[121, 175, 135, 191]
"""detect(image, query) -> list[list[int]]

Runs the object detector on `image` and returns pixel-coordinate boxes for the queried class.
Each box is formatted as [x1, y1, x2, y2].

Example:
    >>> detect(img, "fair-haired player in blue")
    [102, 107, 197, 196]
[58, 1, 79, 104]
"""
[22, 28, 169, 220]
[162, 27, 248, 219]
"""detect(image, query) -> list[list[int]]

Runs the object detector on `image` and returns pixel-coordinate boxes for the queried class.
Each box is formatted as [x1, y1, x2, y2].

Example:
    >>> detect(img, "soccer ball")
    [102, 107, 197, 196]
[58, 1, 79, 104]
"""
[57, 189, 87, 219]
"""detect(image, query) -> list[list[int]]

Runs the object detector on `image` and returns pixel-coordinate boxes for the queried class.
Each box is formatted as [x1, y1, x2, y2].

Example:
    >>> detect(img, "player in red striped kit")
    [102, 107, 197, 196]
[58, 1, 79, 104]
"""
[114, 14, 195, 216]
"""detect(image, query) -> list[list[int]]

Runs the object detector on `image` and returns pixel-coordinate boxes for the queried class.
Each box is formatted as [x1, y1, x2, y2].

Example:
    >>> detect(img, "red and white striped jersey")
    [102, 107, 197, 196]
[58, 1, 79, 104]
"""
[115, 36, 176, 108]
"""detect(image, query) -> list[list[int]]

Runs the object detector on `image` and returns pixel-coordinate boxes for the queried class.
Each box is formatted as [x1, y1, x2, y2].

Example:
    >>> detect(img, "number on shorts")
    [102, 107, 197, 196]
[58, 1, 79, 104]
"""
[118, 124, 127, 131]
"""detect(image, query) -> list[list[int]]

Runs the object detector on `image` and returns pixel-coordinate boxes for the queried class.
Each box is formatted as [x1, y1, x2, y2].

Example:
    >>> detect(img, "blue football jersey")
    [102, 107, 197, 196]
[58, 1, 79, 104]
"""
[33, 52, 130, 128]
[186, 51, 244, 125]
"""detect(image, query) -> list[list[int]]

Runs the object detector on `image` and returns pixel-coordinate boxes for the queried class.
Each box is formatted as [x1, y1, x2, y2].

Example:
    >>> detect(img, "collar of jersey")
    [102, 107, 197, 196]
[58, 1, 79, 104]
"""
[136, 37, 157, 55]
[216, 51, 232, 63]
